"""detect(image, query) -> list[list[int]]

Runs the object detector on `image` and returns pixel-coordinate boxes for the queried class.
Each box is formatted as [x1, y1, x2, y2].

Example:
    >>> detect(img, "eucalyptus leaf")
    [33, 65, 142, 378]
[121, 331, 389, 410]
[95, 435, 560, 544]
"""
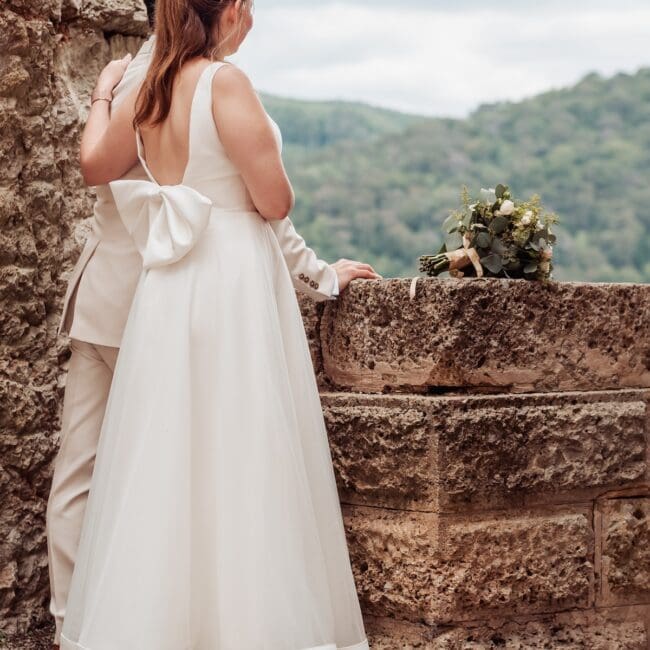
[442, 213, 459, 233]
[477, 232, 491, 248]
[481, 253, 503, 273]
[495, 184, 506, 199]
[491, 215, 509, 234]
[524, 262, 538, 273]
[445, 231, 463, 250]
[491, 237, 508, 254]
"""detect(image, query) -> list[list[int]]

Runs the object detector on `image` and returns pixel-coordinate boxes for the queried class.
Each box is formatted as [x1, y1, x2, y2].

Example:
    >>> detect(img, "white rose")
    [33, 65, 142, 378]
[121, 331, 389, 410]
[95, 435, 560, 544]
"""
[497, 199, 515, 216]
[535, 221, 544, 230]
[521, 213, 531, 226]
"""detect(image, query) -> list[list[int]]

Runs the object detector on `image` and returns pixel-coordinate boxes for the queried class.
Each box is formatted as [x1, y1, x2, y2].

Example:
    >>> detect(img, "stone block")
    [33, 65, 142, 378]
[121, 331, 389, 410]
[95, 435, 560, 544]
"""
[323, 390, 648, 512]
[597, 497, 650, 607]
[365, 609, 648, 649]
[343, 504, 594, 625]
[320, 278, 650, 394]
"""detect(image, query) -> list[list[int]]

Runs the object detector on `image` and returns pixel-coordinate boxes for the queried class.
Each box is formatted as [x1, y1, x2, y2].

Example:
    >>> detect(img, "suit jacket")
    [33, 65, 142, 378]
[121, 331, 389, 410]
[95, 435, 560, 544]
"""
[59, 36, 338, 349]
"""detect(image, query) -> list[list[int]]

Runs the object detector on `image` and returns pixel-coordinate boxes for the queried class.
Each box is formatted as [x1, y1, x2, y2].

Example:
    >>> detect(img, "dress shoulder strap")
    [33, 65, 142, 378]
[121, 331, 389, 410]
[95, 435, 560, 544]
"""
[134, 127, 158, 184]
[186, 60, 232, 166]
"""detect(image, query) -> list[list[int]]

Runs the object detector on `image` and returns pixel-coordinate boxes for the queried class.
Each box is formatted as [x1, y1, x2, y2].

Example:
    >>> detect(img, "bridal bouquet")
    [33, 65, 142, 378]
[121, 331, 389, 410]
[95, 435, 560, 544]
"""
[419, 184, 559, 281]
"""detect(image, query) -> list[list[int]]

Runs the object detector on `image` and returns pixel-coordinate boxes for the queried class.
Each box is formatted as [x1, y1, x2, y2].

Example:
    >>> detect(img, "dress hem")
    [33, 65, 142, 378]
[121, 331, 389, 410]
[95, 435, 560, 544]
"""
[60, 632, 370, 650]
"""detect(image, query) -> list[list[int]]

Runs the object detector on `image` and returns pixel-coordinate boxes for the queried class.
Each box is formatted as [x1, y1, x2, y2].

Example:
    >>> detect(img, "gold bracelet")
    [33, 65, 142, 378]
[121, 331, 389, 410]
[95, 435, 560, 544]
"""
[91, 96, 112, 105]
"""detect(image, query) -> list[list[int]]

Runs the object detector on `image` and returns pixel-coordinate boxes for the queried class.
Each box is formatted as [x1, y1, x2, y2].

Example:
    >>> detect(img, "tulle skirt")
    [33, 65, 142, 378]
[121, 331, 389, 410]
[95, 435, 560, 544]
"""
[60, 209, 369, 650]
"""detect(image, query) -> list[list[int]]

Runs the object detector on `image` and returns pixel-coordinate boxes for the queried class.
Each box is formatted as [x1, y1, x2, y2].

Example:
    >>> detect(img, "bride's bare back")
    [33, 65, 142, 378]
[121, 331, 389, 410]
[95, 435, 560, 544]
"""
[138, 59, 211, 186]
[82, 57, 294, 221]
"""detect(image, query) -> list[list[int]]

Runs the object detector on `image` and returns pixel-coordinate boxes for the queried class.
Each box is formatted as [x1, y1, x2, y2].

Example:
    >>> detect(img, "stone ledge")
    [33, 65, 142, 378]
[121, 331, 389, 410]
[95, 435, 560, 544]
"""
[323, 390, 649, 513]
[309, 278, 650, 394]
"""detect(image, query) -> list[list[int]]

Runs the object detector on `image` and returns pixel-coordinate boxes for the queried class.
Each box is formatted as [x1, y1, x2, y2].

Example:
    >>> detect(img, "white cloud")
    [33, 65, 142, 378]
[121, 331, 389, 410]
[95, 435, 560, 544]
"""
[229, 2, 650, 117]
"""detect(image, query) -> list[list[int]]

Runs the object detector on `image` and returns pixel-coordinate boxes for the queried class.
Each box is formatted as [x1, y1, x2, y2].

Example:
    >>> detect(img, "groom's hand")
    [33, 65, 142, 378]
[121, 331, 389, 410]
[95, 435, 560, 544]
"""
[331, 258, 382, 292]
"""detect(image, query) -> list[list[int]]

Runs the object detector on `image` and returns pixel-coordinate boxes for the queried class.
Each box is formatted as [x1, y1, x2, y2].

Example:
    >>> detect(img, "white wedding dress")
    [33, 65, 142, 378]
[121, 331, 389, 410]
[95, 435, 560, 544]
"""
[60, 61, 369, 650]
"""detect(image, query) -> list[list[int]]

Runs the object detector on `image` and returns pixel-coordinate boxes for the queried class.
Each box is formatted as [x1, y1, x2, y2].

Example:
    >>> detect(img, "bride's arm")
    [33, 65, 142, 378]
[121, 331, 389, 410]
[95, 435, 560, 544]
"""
[80, 54, 141, 187]
[211, 64, 294, 221]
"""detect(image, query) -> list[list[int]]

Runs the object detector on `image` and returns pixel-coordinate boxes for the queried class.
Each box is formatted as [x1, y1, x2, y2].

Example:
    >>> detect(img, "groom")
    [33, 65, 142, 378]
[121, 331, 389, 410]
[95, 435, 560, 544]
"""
[46, 35, 379, 649]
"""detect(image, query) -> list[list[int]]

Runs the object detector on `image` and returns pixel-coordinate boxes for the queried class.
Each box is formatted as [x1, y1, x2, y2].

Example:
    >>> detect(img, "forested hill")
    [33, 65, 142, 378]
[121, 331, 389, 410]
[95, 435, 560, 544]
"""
[261, 67, 650, 282]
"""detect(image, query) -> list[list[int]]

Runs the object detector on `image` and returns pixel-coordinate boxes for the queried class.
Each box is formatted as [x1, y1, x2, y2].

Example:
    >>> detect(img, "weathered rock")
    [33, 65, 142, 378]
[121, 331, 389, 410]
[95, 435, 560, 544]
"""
[320, 277, 650, 394]
[2, 0, 650, 644]
[343, 504, 594, 624]
[297, 293, 332, 390]
[0, 0, 147, 635]
[597, 497, 650, 607]
[323, 390, 648, 512]
[365, 609, 649, 649]
[77, 0, 149, 35]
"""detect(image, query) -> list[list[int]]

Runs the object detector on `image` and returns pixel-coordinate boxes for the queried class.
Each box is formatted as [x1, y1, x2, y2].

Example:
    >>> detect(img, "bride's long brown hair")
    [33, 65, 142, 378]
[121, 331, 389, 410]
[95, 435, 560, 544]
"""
[134, 0, 251, 128]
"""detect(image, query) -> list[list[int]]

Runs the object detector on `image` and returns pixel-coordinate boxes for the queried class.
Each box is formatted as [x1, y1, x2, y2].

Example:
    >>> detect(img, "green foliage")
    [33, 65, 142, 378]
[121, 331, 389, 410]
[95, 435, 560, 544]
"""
[264, 68, 650, 282]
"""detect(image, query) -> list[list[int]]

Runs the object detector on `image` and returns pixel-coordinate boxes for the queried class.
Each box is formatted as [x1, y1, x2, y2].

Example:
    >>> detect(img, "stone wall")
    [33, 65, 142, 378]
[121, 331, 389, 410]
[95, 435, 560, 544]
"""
[299, 278, 650, 648]
[1, 1, 649, 648]
[0, 0, 147, 645]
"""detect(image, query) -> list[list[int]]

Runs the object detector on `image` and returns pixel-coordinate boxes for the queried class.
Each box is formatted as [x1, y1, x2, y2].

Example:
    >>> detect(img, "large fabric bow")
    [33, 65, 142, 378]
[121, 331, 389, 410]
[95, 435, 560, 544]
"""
[109, 179, 213, 269]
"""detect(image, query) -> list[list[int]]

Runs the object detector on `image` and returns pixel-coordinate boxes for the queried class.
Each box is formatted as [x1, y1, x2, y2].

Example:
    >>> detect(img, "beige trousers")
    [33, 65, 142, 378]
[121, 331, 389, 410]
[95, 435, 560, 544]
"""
[45, 339, 119, 646]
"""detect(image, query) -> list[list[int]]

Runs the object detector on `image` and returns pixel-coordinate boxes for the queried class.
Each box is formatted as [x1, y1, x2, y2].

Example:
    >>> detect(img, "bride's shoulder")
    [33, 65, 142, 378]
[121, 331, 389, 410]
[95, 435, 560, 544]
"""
[211, 61, 255, 93]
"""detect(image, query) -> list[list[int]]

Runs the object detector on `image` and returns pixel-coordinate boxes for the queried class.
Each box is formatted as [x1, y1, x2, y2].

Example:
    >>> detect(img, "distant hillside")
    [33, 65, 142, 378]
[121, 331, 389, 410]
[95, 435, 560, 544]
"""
[260, 93, 424, 150]
[263, 68, 650, 282]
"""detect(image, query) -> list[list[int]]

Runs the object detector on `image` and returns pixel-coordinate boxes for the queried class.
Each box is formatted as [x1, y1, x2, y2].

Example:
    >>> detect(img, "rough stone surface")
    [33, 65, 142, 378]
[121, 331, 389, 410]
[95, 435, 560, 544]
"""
[297, 293, 332, 390]
[323, 393, 434, 509]
[323, 390, 648, 512]
[0, 0, 146, 635]
[343, 504, 594, 625]
[598, 497, 650, 607]
[364, 610, 648, 649]
[2, 1, 650, 644]
[320, 277, 650, 394]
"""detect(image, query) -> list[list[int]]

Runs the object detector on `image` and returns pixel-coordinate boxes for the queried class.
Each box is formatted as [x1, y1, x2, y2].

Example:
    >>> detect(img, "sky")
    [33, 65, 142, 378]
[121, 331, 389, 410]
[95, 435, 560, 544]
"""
[229, 0, 650, 118]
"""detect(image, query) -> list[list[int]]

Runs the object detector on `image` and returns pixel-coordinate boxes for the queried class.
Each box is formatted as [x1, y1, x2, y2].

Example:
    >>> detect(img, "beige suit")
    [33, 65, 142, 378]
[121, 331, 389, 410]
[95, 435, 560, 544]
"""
[46, 36, 339, 646]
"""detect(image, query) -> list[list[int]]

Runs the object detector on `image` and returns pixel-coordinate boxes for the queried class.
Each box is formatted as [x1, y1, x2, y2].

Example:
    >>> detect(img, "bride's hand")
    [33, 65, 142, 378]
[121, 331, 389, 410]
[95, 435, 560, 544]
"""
[93, 53, 132, 98]
[331, 259, 383, 292]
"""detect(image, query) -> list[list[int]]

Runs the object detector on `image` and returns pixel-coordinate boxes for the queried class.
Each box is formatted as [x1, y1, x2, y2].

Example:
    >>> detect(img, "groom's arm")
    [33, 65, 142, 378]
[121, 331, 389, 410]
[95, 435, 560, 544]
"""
[268, 218, 339, 301]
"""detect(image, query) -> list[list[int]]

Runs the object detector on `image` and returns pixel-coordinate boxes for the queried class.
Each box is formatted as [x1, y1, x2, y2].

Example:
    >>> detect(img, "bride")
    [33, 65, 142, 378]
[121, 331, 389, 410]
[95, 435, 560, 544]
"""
[59, 0, 371, 648]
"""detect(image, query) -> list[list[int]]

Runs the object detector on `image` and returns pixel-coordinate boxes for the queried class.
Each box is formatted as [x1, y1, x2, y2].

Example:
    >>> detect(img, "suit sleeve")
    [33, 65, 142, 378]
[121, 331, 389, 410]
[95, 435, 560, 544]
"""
[111, 35, 156, 109]
[268, 217, 339, 302]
